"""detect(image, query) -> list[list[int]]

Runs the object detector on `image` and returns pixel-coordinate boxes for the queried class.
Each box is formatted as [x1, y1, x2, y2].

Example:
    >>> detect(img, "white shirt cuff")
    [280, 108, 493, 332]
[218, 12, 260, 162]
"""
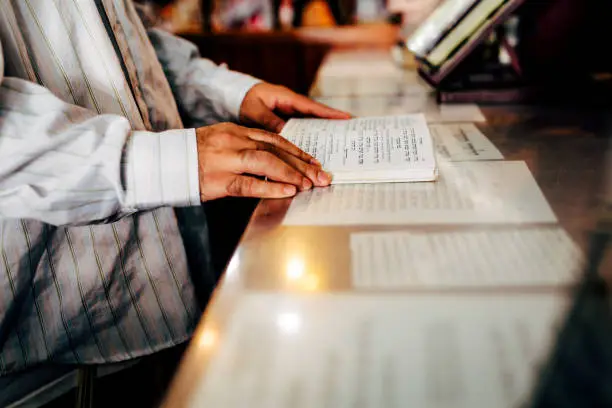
[124, 128, 200, 209]
[214, 67, 261, 120]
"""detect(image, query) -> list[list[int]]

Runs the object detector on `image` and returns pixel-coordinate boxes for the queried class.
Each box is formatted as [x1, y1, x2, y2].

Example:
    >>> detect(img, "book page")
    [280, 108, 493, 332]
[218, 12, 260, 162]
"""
[351, 228, 583, 288]
[189, 292, 568, 408]
[282, 161, 557, 225]
[315, 94, 429, 116]
[430, 123, 503, 161]
[314, 95, 486, 123]
[281, 115, 436, 176]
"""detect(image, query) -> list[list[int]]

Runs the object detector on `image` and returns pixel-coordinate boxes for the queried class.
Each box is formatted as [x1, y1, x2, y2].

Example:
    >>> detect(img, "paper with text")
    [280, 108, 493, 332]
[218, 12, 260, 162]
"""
[283, 161, 557, 225]
[189, 293, 568, 408]
[314, 95, 486, 123]
[314, 51, 430, 97]
[318, 53, 405, 78]
[281, 115, 437, 183]
[351, 228, 582, 288]
[436, 104, 487, 123]
[314, 77, 427, 98]
[430, 123, 503, 161]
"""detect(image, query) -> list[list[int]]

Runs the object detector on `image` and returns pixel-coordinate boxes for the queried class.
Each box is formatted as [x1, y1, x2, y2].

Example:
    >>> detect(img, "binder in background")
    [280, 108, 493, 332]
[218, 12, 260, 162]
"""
[410, 0, 531, 104]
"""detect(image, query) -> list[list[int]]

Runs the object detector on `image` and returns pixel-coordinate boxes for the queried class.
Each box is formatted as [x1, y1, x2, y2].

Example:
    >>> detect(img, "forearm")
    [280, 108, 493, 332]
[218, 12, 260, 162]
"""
[146, 28, 260, 128]
[0, 77, 199, 226]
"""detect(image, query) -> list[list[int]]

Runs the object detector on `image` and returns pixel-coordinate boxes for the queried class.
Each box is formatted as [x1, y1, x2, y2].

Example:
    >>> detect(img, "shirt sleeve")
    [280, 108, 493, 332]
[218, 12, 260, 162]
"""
[146, 28, 261, 128]
[0, 43, 200, 226]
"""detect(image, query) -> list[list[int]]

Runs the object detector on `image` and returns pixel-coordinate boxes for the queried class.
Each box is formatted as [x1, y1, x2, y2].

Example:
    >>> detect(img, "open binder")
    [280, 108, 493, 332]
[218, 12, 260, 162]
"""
[406, 0, 599, 104]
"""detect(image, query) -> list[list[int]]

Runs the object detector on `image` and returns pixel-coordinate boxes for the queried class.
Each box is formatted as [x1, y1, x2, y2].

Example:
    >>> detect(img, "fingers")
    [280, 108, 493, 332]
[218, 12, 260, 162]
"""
[201, 173, 297, 200]
[243, 134, 331, 187]
[205, 124, 313, 164]
[279, 93, 352, 119]
[226, 175, 297, 199]
[248, 99, 286, 133]
[271, 148, 332, 187]
[196, 121, 334, 202]
[237, 150, 313, 191]
[202, 123, 327, 187]
[246, 127, 319, 165]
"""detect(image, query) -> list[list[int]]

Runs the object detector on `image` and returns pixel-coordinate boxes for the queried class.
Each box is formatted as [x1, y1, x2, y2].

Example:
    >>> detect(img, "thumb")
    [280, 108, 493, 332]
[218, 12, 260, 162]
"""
[252, 100, 286, 133]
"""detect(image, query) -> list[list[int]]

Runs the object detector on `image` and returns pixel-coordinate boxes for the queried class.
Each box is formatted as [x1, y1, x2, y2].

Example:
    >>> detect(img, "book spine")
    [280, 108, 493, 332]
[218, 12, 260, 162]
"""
[418, 66, 439, 87]
[406, 0, 479, 57]
[429, 0, 527, 84]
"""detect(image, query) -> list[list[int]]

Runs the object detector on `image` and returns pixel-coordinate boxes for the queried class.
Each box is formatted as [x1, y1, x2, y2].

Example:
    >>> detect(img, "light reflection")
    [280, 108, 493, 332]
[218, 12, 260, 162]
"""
[303, 274, 320, 291]
[276, 312, 301, 335]
[286, 257, 305, 280]
[226, 254, 240, 278]
[198, 327, 218, 349]
[284, 256, 322, 292]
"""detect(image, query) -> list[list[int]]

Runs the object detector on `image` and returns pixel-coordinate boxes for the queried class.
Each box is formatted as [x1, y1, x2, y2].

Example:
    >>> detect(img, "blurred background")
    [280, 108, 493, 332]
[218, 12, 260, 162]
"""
[136, 0, 612, 100]
[143, 3, 612, 408]
[139, 0, 442, 33]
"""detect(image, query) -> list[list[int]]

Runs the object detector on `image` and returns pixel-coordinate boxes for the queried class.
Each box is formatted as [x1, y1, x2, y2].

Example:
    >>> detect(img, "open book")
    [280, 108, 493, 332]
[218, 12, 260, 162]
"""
[280, 115, 438, 184]
[406, 0, 526, 89]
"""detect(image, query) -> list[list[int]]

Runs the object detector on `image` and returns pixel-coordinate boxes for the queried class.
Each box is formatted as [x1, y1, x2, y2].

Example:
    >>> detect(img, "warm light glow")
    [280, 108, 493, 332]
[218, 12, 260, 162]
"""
[198, 327, 218, 349]
[303, 274, 320, 291]
[286, 257, 305, 280]
[277, 312, 301, 335]
[284, 256, 321, 292]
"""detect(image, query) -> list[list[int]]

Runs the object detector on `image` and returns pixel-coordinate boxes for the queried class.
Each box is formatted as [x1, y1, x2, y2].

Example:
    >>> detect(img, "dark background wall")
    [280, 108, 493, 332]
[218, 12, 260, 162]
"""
[518, 0, 612, 78]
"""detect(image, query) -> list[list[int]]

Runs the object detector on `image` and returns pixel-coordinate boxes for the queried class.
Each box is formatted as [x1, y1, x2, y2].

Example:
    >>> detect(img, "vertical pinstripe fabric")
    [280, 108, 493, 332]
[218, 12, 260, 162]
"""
[0, 0, 244, 375]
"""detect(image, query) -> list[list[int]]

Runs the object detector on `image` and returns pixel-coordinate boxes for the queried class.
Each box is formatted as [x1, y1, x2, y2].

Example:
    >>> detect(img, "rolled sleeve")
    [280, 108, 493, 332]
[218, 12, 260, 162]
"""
[124, 128, 200, 210]
[213, 67, 261, 120]
[147, 28, 262, 127]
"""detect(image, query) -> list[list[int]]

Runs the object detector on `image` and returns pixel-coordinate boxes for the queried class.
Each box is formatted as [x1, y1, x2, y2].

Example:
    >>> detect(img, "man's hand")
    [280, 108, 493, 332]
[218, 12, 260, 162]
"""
[196, 123, 331, 201]
[239, 83, 351, 133]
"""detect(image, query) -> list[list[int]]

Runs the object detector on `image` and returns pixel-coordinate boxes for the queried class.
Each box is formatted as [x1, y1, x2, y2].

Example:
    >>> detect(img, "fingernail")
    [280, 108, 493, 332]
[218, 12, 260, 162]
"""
[317, 171, 332, 185]
[310, 158, 322, 166]
[302, 178, 313, 190]
[284, 185, 297, 195]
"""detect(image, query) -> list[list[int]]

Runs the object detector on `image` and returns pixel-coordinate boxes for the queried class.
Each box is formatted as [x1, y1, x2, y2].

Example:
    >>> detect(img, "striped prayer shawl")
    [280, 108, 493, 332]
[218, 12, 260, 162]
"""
[0, 0, 215, 375]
